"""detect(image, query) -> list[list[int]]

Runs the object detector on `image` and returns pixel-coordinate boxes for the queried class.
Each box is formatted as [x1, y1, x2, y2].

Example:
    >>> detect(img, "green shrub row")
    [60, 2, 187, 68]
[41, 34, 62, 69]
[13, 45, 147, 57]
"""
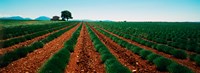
[95, 26, 188, 59]
[0, 24, 77, 68]
[168, 41, 200, 54]
[132, 36, 188, 59]
[189, 54, 200, 66]
[93, 22, 200, 55]
[93, 23, 194, 60]
[87, 25, 131, 73]
[100, 26, 188, 59]
[93, 26, 193, 73]
[0, 22, 73, 40]
[0, 23, 74, 48]
[39, 24, 82, 73]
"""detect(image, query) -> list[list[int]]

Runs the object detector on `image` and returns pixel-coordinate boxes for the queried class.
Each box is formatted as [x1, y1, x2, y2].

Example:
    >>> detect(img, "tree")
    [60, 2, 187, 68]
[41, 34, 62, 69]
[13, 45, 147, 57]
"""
[61, 10, 73, 21]
[51, 16, 60, 21]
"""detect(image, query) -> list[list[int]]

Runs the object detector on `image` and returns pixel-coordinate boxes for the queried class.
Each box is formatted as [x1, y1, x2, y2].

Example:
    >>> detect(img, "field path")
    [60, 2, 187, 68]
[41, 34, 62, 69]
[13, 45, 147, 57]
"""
[65, 24, 105, 73]
[0, 24, 74, 55]
[0, 23, 80, 73]
[89, 24, 162, 73]
[95, 26, 200, 73]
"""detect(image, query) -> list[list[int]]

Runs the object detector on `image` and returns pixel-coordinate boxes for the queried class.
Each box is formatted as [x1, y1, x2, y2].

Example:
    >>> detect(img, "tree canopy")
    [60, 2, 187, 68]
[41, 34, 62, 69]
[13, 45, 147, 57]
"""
[61, 10, 72, 21]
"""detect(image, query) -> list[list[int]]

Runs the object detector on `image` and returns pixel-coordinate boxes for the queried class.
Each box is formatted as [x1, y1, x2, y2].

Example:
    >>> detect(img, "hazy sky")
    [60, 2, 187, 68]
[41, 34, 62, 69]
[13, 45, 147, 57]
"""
[0, 0, 200, 21]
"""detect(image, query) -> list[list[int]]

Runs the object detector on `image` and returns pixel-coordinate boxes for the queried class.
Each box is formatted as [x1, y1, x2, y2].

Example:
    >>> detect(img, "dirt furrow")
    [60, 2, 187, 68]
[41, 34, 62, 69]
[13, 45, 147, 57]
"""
[0, 25, 74, 55]
[97, 26, 200, 73]
[89, 25, 161, 73]
[0, 23, 80, 73]
[65, 24, 105, 73]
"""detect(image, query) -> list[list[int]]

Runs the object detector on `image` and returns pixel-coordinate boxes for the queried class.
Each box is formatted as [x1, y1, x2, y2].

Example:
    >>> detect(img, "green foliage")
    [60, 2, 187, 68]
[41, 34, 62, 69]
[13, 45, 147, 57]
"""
[125, 43, 133, 49]
[139, 50, 152, 59]
[101, 53, 116, 63]
[156, 44, 174, 54]
[15, 47, 29, 57]
[167, 63, 193, 73]
[0, 51, 18, 67]
[118, 40, 127, 47]
[105, 58, 131, 73]
[94, 44, 103, 51]
[172, 50, 187, 59]
[155, 38, 167, 44]
[151, 44, 157, 49]
[123, 34, 131, 39]
[195, 47, 200, 54]
[86, 25, 131, 73]
[186, 45, 196, 52]
[147, 53, 161, 62]
[132, 47, 143, 54]
[31, 41, 44, 49]
[64, 45, 74, 52]
[90, 22, 194, 73]
[126, 44, 136, 50]
[189, 54, 197, 61]
[195, 55, 200, 66]
[153, 57, 173, 71]
[39, 24, 82, 73]
[0, 22, 71, 48]
[144, 41, 154, 47]
[39, 48, 70, 73]
[41, 25, 75, 44]
[0, 21, 67, 40]
[61, 10, 73, 21]
[0, 41, 44, 68]
[0, 23, 77, 68]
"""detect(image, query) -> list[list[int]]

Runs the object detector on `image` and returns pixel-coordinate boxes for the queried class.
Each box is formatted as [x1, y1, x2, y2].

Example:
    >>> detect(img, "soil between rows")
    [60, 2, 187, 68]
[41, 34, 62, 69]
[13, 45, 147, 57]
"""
[65, 24, 105, 73]
[0, 24, 74, 55]
[0, 23, 80, 73]
[89, 25, 162, 73]
[96, 26, 200, 73]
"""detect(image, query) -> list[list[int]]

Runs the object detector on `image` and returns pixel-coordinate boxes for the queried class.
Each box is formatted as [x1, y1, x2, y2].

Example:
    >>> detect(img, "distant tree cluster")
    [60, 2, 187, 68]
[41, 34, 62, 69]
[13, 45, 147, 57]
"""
[51, 10, 73, 21]
[51, 16, 60, 21]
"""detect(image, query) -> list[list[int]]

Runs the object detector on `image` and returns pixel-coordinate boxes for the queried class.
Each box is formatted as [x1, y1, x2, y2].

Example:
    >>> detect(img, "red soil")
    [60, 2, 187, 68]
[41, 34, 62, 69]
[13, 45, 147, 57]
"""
[65, 24, 105, 73]
[0, 23, 80, 73]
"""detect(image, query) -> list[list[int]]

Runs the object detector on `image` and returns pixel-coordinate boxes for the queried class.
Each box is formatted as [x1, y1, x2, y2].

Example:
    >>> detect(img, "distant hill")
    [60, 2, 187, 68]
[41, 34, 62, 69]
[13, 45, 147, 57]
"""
[35, 16, 50, 20]
[0, 16, 32, 20]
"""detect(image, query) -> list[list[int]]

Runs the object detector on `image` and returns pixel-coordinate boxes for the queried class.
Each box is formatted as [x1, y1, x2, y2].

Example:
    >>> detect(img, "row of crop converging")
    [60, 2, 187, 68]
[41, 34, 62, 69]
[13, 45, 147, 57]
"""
[39, 24, 82, 73]
[40, 24, 134, 73]
[0, 22, 77, 48]
[93, 22, 200, 68]
[0, 23, 77, 68]
[90, 24, 193, 73]
[94, 22, 200, 54]
[0, 22, 74, 40]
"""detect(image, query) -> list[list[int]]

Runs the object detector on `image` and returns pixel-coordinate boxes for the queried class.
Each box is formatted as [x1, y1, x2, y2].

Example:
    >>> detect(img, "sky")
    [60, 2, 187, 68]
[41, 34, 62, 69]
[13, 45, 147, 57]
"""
[0, 0, 200, 21]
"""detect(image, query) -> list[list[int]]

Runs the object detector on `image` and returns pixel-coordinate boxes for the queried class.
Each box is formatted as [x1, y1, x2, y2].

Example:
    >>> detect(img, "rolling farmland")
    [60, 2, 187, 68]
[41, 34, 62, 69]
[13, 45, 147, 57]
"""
[0, 20, 200, 73]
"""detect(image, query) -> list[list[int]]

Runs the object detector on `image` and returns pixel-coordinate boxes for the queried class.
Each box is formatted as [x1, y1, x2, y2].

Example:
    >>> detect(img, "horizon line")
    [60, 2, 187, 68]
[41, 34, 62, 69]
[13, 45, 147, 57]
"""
[0, 15, 200, 22]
